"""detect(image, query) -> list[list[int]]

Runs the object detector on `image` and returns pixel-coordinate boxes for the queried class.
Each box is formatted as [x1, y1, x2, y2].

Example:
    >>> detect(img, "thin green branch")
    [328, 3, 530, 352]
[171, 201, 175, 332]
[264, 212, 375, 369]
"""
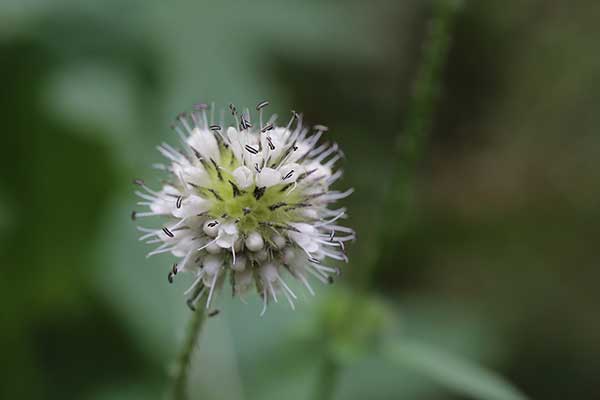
[312, 357, 341, 400]
[169, 307, 207, 400]
[361, 0, 462, 287]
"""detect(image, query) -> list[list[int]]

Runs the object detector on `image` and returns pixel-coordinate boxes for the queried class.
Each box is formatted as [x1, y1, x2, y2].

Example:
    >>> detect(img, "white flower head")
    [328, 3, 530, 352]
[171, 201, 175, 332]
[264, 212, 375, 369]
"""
[133, 101, 355, 315]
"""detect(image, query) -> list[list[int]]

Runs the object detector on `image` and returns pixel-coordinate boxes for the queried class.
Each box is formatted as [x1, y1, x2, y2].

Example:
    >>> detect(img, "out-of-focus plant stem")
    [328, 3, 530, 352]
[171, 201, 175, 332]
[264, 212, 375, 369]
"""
[169, 307, 206, 400]
[360, 0, 462, 287]
[313, 356, 341, 400]
[313, 2, 461, 399]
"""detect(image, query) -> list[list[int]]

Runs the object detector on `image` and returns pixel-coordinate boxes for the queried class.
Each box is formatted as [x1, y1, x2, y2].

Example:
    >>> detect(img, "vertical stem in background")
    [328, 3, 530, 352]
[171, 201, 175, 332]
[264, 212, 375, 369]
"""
[314, 2, 462, 400]
[170, 307, 206, 400]
[313, 357, 341, 400]
[360, 0, 462, 287]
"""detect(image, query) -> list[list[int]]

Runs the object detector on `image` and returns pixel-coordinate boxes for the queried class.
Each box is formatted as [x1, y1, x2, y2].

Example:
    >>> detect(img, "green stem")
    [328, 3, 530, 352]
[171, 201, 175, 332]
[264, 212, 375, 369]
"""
[313, 357, 340, 400]
[361, 0, 462, 287]
[170, 307, 207, 400]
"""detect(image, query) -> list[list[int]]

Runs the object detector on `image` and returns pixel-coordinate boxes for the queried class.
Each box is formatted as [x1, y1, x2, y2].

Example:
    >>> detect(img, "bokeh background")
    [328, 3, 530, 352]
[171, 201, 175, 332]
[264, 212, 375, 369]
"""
[2, 0, 599, 399]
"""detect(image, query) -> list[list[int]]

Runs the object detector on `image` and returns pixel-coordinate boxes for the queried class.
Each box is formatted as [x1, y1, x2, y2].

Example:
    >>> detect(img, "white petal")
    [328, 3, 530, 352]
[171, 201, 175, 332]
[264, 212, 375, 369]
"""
[256, 167, 281, 187]
[231, 255, 247, 271]
[279, 163, 304, 183]
[187, 127, 220, 162]
[260, 263, 280, 283]
[245, 231, 264, 251]
[172, 195, 210, 219]
[203, 254, 223, 275]
[233, 166, 254, 189]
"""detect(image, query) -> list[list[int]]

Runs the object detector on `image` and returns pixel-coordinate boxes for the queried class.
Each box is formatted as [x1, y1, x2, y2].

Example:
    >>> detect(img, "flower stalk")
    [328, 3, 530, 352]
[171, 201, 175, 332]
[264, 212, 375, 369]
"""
[313, 357, 340, 400]
[169, 307, 206, 400]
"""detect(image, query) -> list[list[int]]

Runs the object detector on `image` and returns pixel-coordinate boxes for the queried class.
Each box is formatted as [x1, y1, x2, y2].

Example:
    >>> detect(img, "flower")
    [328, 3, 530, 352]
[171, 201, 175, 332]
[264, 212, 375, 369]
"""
[133, 101, 354, 315]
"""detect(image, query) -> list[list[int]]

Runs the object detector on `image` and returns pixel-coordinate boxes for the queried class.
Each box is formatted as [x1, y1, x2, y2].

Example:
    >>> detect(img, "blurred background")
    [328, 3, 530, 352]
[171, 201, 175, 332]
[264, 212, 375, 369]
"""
[2, 0, 599, 399]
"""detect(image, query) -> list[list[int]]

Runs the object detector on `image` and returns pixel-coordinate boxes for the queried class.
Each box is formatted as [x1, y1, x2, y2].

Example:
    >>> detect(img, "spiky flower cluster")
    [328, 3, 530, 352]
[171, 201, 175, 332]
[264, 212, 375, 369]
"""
[133, 101, 354, 314]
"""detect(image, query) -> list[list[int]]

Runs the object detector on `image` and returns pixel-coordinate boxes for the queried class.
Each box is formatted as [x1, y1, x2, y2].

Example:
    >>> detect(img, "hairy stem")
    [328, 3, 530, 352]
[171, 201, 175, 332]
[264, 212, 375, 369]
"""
[361, 0, 462, 287]
[170, 307, 207, 400]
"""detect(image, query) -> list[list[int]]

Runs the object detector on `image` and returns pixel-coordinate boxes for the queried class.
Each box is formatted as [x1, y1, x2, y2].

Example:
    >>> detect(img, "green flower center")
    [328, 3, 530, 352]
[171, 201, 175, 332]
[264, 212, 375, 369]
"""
[201, 148, 305, 235]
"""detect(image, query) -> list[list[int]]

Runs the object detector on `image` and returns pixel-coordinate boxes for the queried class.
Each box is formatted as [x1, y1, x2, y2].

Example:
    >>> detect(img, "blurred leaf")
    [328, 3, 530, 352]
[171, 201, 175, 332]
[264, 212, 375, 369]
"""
[383, 339, 528, 400]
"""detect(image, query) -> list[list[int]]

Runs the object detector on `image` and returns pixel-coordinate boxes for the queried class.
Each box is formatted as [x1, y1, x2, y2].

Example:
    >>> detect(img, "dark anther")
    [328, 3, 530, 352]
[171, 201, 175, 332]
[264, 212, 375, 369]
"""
[208, 220, 219, 228]
[314, 124, 329, 132]
[176, 196, 183, 208]
[253, 186, 266, 200]
[207, 188, 223, 201]
[194, 103, 209, 110]
[229, 180, 241, 197]
[177, 112, 188, 120]
[221, 213, 228, 218]
[243, 207, 251, 215]
[209, 124, 221, 131]
[256, 100, 269, 110]
[229, 103, 237, 115]
[131, 211, 137, 220]
[261, 123, 274, 133]
[327, 276, 335, 284]
[268, 202, 287, 211]
[245, 145, 259, 155]
[208, 309, 220, 317]
[162, 227, 174, 238]
[292, 145, 298, 151]
[267, 136, 275, 150]
[133, 178, 144, 186]
[168, 271, 174, 284]
[291, 110, 299, 120]
[282, 170, 294, 180]
[254, 163, 261, 173]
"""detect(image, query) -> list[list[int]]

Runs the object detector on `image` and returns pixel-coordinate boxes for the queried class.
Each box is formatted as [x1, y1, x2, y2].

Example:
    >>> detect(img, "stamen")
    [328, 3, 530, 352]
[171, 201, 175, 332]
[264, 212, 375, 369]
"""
[245, 145, 259, 155]
[282, 170, 294, 180]
[256, 100, 269, 110]
[206, 272, 219, 309]
[261, 123, 274, 132]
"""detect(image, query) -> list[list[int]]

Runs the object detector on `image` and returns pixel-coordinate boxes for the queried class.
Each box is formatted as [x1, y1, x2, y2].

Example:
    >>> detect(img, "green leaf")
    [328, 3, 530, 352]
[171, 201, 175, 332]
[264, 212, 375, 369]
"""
[382, 339, 528, 400]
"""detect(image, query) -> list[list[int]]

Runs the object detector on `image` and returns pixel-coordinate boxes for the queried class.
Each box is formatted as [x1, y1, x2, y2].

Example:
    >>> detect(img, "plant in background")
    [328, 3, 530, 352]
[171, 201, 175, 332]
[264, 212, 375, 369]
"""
[133, 101, 354, 315]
